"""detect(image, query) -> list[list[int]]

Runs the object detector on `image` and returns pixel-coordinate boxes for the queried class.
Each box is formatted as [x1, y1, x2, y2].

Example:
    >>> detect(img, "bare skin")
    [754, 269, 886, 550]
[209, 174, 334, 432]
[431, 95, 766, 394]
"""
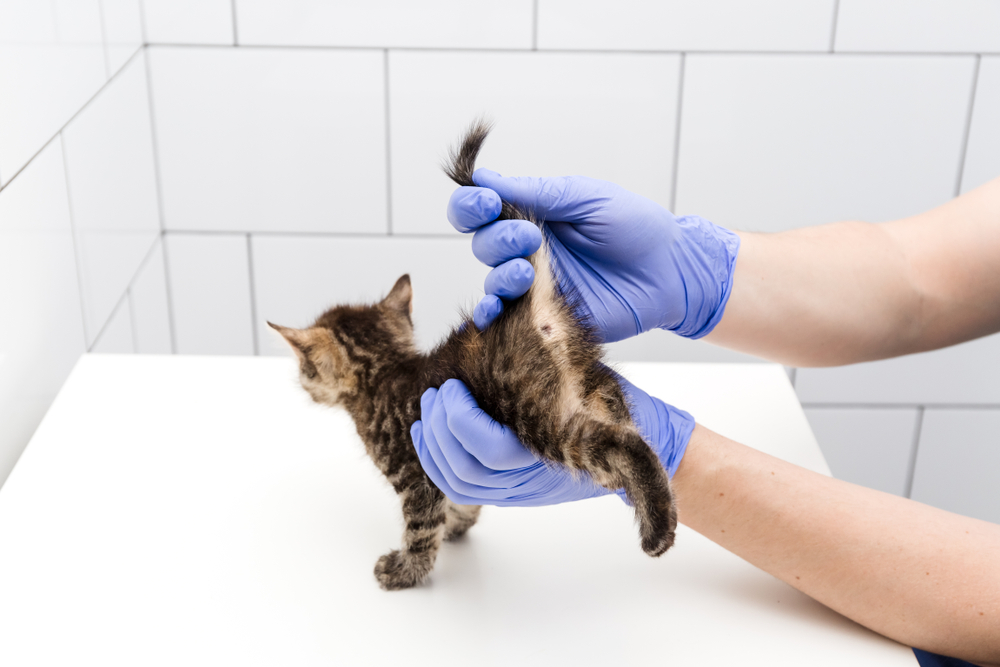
[706, 176, 1000, 367]
[689, 175, 1000, 662]
[673, 425, 1000, 665]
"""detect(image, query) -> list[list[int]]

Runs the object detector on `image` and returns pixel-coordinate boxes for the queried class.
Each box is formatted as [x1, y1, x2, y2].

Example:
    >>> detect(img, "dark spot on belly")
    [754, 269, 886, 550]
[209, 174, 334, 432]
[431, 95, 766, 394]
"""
[541, 324, 552, 336]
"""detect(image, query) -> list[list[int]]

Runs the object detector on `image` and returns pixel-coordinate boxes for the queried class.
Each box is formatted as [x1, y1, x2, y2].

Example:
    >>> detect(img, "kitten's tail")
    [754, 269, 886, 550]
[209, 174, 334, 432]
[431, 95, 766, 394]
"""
[444, 119, 533, 225]
[444, 121, 583, 333]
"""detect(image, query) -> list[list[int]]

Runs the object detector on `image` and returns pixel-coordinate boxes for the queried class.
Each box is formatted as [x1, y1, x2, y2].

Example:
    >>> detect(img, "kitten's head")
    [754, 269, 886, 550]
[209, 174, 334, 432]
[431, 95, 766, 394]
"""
[268, 274, 415, 406]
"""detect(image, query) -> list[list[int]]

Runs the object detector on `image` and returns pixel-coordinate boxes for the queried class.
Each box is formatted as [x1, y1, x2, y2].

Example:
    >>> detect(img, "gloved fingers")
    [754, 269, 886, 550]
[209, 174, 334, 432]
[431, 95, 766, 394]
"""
[422, 387, 527, 501]
[473, 170, 612, 222]
[473, 296, 503, 330]
[410, 419, 481, 505]
[484, 258, 534, 300]
[447, 186, 502, 233]
[471, 219, 542, 267]
[438, 378, 540, 471]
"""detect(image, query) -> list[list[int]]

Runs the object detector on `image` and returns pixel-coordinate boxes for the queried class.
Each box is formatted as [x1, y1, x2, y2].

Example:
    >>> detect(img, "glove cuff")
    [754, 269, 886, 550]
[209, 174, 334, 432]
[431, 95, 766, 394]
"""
[665, 216, 741, 340]
[614, 393, 695, 505]
[619, 376, 696, 479]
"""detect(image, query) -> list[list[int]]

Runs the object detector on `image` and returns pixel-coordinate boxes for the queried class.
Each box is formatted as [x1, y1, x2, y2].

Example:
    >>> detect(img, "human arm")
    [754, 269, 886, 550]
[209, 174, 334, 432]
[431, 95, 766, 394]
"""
[411, 382, 1000, 663]
[703, 176, 1000, 366]
[456, 173, 1000, 367]
[674, 424, 1000, 665]
[706, 178, 1000, 366]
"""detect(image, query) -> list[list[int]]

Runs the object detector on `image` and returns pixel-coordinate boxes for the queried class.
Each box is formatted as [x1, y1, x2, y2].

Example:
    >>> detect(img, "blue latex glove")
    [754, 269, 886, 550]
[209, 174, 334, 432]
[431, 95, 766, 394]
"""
[409, 374, 695, 507]
[448, 171, 740, 341]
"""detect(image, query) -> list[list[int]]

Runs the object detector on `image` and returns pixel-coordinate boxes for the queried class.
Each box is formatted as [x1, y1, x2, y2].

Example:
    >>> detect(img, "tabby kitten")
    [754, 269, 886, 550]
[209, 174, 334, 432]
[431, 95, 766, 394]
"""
[270, 122, 676, 591]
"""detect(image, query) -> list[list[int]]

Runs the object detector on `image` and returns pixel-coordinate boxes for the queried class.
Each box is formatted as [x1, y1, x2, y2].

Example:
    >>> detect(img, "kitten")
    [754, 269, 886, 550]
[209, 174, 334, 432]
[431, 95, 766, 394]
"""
[269, 122, 676, 591]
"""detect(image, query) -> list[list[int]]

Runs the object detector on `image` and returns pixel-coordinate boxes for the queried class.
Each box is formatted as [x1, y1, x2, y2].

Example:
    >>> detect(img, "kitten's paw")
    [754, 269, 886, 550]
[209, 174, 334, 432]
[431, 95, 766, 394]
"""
[443, 527, 468, 542]
[641, 527, 675, 557]
[374, 550, 428, 591]
[444, 504, 481, 541]
[640, 503, 678, 557]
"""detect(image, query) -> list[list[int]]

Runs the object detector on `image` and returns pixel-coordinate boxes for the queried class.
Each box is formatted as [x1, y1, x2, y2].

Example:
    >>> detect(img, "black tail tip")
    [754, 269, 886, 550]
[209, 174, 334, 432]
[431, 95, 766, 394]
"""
[443, 117, 495, 187]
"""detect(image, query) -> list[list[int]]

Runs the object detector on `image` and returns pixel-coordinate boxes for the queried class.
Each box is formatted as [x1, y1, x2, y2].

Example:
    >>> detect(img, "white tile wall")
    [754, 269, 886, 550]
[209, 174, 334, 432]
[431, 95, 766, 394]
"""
[802, 407, 918, 496]
[961, 57, 1000, 194]
[389, 50, 680, 234]
[101, 0, 144, 74]
[50, 0, 105, 42]
[236, 0, 533, 49]
[252, 235, 490, 355]
[91, 298, 135, 353]
[675, 54, 976, 232]
[149, 47, 388, 234]
[166, 233, 255, 355]
[835, 0, 1000, 54]
[911, 409, 1000, 524]
[796, 333, 1000, 405]
[129, 240, 174, 354]
[537, 0, 836, 52]
[0, 2, 106, 185]
[62, 52, 160, 346]
[141, 0, 235, 45]
[0, 139, 87, 485]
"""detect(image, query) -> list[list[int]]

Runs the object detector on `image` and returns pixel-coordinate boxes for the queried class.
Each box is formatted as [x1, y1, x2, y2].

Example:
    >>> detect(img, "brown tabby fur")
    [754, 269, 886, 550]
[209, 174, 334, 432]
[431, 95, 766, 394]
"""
[270, 121, 676, 591]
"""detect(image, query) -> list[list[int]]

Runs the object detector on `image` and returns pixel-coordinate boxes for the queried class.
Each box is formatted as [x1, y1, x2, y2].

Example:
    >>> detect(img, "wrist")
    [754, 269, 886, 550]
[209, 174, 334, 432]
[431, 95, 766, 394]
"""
[664, 216, 741, 340]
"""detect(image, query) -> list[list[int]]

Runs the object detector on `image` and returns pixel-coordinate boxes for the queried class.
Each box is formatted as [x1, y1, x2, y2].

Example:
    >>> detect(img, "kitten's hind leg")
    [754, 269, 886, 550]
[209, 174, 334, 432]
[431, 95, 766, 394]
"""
[443, 502, 482, 541]
[563, 416, 677, 557]
[375, 468, 447, 591]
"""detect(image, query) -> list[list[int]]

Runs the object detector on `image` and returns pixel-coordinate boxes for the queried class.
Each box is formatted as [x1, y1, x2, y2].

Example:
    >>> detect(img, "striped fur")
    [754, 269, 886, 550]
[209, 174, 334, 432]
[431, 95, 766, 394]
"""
[270, 122, 676, 590]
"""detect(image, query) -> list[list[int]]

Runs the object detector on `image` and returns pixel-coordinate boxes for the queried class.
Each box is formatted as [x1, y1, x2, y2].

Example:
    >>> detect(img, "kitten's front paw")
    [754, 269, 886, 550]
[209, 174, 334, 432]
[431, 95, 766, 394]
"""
[374, 550, 428, 591]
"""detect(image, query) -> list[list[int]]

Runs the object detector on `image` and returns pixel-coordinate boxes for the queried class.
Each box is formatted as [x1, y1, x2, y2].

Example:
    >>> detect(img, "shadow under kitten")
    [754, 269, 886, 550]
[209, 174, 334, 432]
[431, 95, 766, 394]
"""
[269, 121, 676, 591]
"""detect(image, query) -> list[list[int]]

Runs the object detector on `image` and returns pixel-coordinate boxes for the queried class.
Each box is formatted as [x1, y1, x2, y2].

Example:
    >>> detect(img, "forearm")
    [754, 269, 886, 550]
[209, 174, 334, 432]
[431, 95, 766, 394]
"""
[673, 425, 1000, 664]
[705, 176, 1000, 366]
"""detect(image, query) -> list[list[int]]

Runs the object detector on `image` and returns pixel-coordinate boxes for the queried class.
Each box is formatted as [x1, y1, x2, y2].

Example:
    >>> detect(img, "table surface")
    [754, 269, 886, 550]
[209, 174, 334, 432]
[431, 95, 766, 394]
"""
[0, 355, 914, 665]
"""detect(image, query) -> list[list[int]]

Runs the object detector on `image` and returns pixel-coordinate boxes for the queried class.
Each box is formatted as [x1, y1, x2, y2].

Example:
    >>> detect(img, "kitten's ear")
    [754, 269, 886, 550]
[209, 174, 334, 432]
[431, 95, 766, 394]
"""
[382, 274, 412, 316]
[267, 322, 311, 361]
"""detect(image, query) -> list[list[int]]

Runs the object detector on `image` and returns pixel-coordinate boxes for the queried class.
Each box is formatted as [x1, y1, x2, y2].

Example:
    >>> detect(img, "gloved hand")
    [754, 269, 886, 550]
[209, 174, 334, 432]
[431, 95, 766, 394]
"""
[448, 171, 740, 341]
[409, 373, 695, 507]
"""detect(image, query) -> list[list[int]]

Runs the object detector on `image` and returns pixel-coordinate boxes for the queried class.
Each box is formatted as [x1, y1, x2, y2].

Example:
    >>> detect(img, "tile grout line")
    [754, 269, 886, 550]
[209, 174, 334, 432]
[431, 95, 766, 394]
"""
[86, 237, 165, 353]
[126, 289, 139, 353]
[87, 288, 133, 352]
[59, 134, 93, 349]
[828, 0, 840, 53]
[159, 234, 179, 353]
[0, 47, 145, 196]
[669, 53, 685, 212]
[231, 0, 239, 46]
[247, 234, 260, 356]
[97, 0, 112, 79]
[134, 42, 1000, 57]
[143, 45, 179, 354]
[954, 54, 981, 197]
[384, 49, 394, 235]
[137, 0, 149, 45]
[532, 0, 539, 50]
[903, 406, 925, 499]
